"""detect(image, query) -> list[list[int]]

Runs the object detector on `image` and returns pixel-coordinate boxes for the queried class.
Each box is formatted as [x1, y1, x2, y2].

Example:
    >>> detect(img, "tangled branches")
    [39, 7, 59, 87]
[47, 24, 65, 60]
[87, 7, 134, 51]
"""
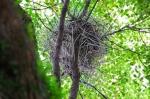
[49, 0, 106, 98]
[50, 18, 107, 75]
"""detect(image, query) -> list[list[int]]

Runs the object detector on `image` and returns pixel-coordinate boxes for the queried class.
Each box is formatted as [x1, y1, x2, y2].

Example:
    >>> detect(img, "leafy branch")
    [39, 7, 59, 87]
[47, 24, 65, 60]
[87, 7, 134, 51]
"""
[102, 16, 150, 38]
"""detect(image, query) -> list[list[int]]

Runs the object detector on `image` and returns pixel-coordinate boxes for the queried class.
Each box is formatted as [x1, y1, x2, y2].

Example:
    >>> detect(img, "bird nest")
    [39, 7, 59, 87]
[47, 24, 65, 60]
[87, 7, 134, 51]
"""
[50, 18, 107, 75]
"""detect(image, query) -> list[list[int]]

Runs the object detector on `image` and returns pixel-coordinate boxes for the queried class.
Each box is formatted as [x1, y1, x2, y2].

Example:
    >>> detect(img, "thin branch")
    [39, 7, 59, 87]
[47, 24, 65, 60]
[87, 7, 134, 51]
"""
[36, 14, 53, 32]
[86, 0, 99, 21]
[107, 38, 141, 55]
[53, 0, 70, 86]
[137, 54, 147, 67]
[130, 26, 150, 33]
[138, 32, 147, 46]
[44, 13, 56, 29]
[31, 1, 60, 8]
[102, 16, 150, 38]
[103, 25, 150, 38]
[102, 25, 130, 37]
[31, 2, 59, 17]
[80, 79, 108, 99]
[22, 6, 50, 10]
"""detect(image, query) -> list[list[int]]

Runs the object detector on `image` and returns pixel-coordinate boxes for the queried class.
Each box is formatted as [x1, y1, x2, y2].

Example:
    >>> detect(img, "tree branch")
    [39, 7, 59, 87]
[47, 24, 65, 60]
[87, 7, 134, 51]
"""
[31, 2, 59, 17]
[80, 79, 108, 99]
[86, 0, 99, 21]
[53, 0, 70, 86]
[102, 25, 150, 38]
[69, 31, 80, 99]
[36, 14, 53, 32]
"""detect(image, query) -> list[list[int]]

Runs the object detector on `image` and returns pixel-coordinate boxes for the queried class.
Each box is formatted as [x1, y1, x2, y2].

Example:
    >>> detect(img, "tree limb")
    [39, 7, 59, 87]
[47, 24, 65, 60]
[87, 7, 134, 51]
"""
[69, 31, 80, 99]
[102, 25, 150, 38]
[53, 0, 70, 86]
[102, 16, 150, 38]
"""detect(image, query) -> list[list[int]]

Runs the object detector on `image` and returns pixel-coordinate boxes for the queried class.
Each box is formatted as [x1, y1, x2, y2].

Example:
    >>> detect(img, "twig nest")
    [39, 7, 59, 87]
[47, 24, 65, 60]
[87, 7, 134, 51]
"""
[50, 18, 107, 75]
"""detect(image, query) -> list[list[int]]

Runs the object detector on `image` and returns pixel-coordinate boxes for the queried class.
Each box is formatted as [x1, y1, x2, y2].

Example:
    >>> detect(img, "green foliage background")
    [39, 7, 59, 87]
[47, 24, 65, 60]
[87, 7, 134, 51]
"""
[19, 0, 150, 98]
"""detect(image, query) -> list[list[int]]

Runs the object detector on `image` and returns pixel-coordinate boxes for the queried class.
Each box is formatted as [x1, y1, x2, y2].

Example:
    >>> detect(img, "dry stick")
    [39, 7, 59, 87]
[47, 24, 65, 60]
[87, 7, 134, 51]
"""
[53, 0, 70, 86]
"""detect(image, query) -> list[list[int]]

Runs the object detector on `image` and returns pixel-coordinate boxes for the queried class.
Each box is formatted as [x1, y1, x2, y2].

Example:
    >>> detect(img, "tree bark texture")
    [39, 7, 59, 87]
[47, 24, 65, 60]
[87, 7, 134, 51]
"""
[53, 0, 70, 86]
[0, 0, 48, 99]
[69, 35, 80, 99]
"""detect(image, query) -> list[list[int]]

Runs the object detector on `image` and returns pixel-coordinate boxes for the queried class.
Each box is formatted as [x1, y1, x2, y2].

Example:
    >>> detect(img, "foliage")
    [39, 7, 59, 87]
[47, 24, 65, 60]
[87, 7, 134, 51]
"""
[19, 0, 150, 98]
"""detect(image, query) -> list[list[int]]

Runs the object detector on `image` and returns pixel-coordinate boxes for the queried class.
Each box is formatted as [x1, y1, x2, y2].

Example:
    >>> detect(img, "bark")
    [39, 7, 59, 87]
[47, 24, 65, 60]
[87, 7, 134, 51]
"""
[0, 0, 49, 99]
[69, 35, 80, 99]
[53, 0, 70, 86]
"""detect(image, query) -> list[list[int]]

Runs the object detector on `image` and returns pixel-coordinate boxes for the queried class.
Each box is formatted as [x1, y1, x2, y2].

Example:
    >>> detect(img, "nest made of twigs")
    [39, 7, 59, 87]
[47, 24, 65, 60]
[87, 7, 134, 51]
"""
[50, 18, 107, 75]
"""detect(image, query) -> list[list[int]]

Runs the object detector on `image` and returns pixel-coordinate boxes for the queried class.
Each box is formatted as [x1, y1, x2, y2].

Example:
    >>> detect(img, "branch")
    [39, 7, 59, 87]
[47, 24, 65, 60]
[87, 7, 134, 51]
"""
[103, 25, 131, 37]
[53, 0, 70, 86]
[22, 6, 50, 10]
[79, 0, 91, 19]
[86, 0, 99, 21]
[103, 25, 150, 38]
[36, 14, 53, 32]
[130, 26, 150, 33]
[107, 38, 141, 55]
[31, 2, 59, 17]
[102, 16, 150, 38]
[69, 24, 80, 99]
[80, 79, 108, 99]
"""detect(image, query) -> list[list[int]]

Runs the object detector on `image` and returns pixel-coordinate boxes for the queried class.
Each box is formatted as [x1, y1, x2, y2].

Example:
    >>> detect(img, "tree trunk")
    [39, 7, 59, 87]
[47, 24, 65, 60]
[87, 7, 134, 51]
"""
[0, 0, 49, 99]
[69, 35, 80, 99]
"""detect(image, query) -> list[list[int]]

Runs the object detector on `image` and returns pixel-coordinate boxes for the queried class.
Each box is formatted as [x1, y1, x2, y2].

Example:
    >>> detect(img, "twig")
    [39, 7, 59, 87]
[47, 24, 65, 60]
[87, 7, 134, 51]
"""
[80, 79, 108, 99]
[22, 6, 50, 10]
[106, 38, 141, 55]
[36, 14, 53, 32]
[31, 2, 59, 17]
[86, 0, 99, 21]
[102, 16, 150, 37]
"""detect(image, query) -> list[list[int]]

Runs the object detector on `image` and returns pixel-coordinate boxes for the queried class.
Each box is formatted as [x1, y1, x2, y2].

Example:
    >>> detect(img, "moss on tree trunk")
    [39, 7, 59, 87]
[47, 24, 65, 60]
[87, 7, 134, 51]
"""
[0, 0, 49, 99]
